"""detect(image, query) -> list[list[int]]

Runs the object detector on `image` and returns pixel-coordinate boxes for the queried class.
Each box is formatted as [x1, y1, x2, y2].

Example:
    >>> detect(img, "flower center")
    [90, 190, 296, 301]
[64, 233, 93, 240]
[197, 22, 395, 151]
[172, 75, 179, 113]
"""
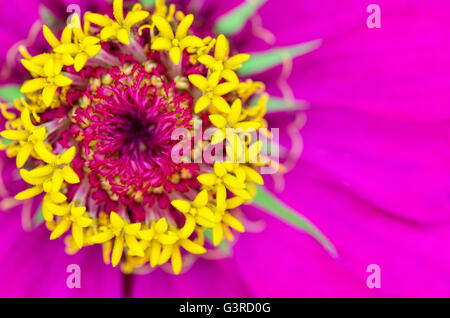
[116, 113, 157, 153]
[70, 62, 199, 212]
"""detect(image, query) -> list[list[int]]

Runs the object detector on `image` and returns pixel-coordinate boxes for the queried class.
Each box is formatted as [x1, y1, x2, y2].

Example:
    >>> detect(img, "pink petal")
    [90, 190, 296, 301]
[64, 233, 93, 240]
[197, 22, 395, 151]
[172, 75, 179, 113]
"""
[254, 1, 450, 122]
[269, 106, 450, 223]
[131, 257, 252, 297]
[231, 206, 376, 297]
[0, 206, 123, 297]
[268, 161, 450, 297]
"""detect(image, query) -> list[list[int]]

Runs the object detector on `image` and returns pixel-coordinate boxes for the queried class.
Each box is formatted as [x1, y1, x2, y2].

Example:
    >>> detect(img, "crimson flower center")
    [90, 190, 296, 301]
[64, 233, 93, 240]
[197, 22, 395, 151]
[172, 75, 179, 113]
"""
[69, 63, 200, 213]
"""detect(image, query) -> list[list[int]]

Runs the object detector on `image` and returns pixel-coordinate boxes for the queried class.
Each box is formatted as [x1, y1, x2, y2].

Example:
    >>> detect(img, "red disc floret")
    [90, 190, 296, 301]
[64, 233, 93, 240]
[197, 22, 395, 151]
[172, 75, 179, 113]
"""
[66, 59, 201, 218]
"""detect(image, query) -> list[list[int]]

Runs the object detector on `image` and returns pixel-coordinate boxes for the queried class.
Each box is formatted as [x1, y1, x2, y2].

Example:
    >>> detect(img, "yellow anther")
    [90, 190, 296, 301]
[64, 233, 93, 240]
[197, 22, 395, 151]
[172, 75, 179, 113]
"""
[42, 192, 67, 222]
[238, 80, 265, 100]
[138, 0, 176, 35]
[155, 217, 168, 233]
[188, 37, 216, 64]
[41, 25, 75, 67]
[155, 0, 175, 21]
[223, 213, 245, 233]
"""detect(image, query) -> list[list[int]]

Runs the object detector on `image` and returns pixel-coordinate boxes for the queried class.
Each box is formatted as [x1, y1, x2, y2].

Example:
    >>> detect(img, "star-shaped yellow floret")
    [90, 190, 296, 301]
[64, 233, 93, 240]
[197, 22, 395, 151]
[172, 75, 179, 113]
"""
[55, 36, 101, 72]
[53, 14, 102, 72]
[20, 26, 75, 103]
[198, 34, 250, 85]
[171, 187, 245, 246]
[90, 212, 145, 267]
[0, 108, 45, 168]
[20, 58, 72, 107]
[86, 0, 149, 45]
[188, 71, 236, 114]
[197, 162, 252, 201]
[209, 99, 262, 145]
[15, 146, 80, 200]
[41, 24, 76, 66]
[49, 205, 93, 249]
[171, 189, 221, 227]
[137, 217, 206, 273]
[151, 14, 204, 65]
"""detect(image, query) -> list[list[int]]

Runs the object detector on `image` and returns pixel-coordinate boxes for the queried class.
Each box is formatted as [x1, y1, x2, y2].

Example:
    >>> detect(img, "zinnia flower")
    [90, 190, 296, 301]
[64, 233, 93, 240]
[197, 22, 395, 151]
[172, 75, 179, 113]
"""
[0, 0, 448, 298]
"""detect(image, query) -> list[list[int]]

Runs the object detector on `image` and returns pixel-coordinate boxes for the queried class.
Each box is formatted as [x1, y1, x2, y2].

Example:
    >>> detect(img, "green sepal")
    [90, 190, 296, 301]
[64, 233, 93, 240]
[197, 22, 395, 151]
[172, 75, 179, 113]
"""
[204, 228, 232, 256]
[238, 40, 321, 76]
[214, 0, 268, 36]
[39, 4, 58, 27]
[32, 204, 45, 227]
[252, 95, 308, 113]
[1, 138, 13, 146]
[140, 0, 156, 6]
[0, 85, 22, 103]
[253, 186, 337, 256]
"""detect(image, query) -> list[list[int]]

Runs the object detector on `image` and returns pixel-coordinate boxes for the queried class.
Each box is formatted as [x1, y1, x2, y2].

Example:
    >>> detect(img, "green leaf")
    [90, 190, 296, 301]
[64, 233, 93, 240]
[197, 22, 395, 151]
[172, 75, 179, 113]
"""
[214, 0, 268, 36]
[252, 95, 308, 113]
[0, 85, 22, 103]
[140, 0, 156, 6]
[39, 4, 58, 27]
[238, 40, 321, 76]
[253, 186, 337, 256]
[32, 204, 45, 227]
[204, 228, 232, 256]
[1, 138, 13, 146]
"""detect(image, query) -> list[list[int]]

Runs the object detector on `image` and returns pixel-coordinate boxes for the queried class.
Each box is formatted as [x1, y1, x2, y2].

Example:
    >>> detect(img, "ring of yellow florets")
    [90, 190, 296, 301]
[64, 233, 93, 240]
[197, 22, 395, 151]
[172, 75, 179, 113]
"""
[0, 0, 270, 275]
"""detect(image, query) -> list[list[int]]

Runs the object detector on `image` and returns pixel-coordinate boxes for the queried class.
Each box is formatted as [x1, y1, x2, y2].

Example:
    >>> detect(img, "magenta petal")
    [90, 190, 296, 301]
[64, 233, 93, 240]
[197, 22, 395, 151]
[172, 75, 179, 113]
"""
[0, 0, 42, 84]
[0, 0, 40, 50]
[0, 211, 123, 297]
[270, 106, 450, 223]
[235, 0, 375, 52]
[131, 257, 252, 297]
[231, 206, 375, 297]
[277, 1, 450, 122]
[271, 161, 450, 297]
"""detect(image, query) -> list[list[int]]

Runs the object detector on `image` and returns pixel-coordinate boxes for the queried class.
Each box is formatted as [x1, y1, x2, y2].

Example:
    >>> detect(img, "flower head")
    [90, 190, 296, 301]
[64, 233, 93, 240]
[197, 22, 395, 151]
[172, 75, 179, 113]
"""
[0, 0, 279, 275]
